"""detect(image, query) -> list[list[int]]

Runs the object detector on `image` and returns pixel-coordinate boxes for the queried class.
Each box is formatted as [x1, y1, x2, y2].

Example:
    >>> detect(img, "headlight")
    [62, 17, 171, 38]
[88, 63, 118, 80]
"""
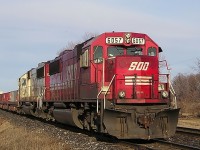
[162, 91, 169, 98]
[119, 91, 126, 98]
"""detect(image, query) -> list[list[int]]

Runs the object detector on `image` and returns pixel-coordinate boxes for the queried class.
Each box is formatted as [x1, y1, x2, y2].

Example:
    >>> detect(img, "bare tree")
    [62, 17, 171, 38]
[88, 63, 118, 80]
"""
[82, 32, 98, 41]
[173, 73, 188, 101]
[57, 32, 98, 55]
[57, 41, 79, 55]
[172, 72, 200, 116]
[193, 58, 200, 73]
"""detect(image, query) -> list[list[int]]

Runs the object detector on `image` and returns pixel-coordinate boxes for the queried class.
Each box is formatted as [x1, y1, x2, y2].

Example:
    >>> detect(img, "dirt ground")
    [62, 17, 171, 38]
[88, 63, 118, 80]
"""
[178, 117, 200, 129]
[0, 117, 70, 150]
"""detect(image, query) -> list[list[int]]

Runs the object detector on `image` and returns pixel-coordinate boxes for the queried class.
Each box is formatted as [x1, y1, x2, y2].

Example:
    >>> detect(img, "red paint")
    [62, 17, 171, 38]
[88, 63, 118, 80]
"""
[46, 32, 170, 104]
[44, 63, 50, 100]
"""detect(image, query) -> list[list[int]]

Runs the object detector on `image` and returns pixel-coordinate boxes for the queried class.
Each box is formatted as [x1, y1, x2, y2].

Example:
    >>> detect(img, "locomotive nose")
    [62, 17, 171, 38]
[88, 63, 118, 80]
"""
[113, 56, 158, 101]
[103, 108, 180, 139]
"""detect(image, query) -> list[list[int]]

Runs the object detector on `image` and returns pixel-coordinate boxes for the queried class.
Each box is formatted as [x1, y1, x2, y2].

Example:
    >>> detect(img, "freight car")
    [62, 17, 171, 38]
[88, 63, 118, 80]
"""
[0, 32, 180, 139]
[0, 90, 18, 111]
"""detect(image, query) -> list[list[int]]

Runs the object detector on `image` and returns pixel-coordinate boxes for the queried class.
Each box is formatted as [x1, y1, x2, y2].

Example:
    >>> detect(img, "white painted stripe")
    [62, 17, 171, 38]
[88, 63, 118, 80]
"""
[124, 76, 152, 86]
[125, 76, 152, 79]
[125, 79, 151, 83]
[125, 83, 152, 85]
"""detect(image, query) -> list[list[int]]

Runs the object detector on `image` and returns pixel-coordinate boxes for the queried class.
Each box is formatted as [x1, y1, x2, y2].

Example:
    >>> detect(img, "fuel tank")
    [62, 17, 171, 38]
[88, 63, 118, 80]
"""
[53, 108, 83, 129]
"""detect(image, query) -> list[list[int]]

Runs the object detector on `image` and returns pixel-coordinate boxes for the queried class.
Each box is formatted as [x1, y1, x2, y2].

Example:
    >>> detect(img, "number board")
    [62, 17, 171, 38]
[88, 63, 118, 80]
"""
[106, 37, 145, 45]
[132, 38, 145, 45]
[106, 37, 123, 44]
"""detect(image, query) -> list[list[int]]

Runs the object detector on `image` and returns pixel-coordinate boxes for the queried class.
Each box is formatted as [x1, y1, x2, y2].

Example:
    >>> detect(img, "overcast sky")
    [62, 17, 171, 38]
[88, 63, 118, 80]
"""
[0, 0, 199, 92]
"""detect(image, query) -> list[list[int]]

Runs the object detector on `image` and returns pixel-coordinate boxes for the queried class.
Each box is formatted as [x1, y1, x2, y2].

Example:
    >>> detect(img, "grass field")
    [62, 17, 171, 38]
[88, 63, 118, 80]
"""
[0, 117, 70, 150]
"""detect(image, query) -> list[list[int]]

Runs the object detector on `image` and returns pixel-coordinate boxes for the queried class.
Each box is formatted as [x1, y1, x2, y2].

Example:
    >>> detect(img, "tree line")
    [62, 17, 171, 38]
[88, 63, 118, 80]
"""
[172, 58, 200, 116]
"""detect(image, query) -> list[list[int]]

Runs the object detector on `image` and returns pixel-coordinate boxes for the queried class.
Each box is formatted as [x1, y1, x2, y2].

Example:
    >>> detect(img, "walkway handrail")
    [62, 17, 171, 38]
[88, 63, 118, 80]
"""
[103, 74, 116, 109]
[96, 74, 116, 112]
[169, 80, 177, 109]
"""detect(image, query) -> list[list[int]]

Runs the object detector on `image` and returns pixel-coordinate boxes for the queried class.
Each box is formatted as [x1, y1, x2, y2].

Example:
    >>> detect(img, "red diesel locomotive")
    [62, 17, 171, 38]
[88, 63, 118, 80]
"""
[0, 32, 180, 139]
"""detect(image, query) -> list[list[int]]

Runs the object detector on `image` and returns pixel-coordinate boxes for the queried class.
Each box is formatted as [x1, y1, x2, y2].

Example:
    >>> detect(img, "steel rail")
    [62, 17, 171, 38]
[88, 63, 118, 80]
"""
[154, 139, 200, 150]
[176, 126, 200, 136]
[119, 141, 155, 150]
[120, 139, 200, 150]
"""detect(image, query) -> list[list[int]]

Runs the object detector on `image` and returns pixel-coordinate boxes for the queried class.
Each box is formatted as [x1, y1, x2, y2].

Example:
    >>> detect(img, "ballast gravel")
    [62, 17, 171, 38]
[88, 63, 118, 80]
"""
[0, 110, 132, 150]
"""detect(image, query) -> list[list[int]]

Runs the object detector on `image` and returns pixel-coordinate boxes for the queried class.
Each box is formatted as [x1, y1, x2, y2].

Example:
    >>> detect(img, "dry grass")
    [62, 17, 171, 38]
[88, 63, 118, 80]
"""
[177, 100, 200, 129]
[178, 118, 200, 129]
[178, 101, 200, 117]
[0, 118, 70, 150]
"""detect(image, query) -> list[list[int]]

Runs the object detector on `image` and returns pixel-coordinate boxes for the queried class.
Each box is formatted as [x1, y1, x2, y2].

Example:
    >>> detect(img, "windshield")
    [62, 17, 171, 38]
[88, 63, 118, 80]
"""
[107, 46, 124, 57]
[107, 46, 143, 57]
[127, 47, 142, 55]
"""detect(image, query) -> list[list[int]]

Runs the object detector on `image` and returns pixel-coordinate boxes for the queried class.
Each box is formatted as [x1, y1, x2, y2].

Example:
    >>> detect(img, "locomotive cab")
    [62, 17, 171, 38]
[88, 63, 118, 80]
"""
[85, 32, 170, 104]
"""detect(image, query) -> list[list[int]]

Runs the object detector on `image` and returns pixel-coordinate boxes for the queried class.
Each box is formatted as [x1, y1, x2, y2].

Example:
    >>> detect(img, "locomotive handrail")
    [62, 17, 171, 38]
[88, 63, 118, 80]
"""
[96, 89, 103, 113]
[169, 80, 177, 109]
[159, 73, 177, 109]
[159, 60, 171, 71]
[103, 74, 116, 109]
[96, 58, 105, 113]
[96, 74, 116, 112]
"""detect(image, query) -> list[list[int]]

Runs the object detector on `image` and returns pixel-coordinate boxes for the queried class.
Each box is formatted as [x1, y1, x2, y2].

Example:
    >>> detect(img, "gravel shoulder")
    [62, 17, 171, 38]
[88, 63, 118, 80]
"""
[0, 109, 199, 150]
[0, 110, 132, 150]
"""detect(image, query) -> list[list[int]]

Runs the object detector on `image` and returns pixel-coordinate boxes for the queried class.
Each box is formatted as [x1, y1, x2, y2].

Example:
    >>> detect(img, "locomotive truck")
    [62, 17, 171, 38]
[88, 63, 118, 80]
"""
[0, 32, 180, 139]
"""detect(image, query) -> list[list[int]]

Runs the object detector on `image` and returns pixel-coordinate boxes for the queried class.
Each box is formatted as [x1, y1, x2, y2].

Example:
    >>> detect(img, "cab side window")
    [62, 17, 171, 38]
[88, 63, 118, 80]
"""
[49, 60, 60, 75]
[93, 46, 103, 63]
[148, 47, 157, 56]
[21, 78, 26, 86]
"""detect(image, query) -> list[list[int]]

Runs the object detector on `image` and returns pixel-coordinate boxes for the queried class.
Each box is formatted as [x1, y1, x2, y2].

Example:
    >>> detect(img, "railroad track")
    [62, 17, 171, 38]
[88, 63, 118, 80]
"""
[119, 127, 200, 150]
[176, 126, 200, 135]
[120, 138, 200, 150]
[154, 139, 200, 150]
[120, 139, 200, 150]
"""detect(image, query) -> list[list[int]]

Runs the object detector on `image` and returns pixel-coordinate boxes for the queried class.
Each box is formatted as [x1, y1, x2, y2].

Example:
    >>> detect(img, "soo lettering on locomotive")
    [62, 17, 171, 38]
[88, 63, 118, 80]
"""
[0, 32, 180, 139]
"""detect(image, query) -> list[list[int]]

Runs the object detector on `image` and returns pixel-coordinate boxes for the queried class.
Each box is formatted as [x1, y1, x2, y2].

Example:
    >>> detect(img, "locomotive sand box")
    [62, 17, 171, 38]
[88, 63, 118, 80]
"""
[0, 32, 180, 139]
